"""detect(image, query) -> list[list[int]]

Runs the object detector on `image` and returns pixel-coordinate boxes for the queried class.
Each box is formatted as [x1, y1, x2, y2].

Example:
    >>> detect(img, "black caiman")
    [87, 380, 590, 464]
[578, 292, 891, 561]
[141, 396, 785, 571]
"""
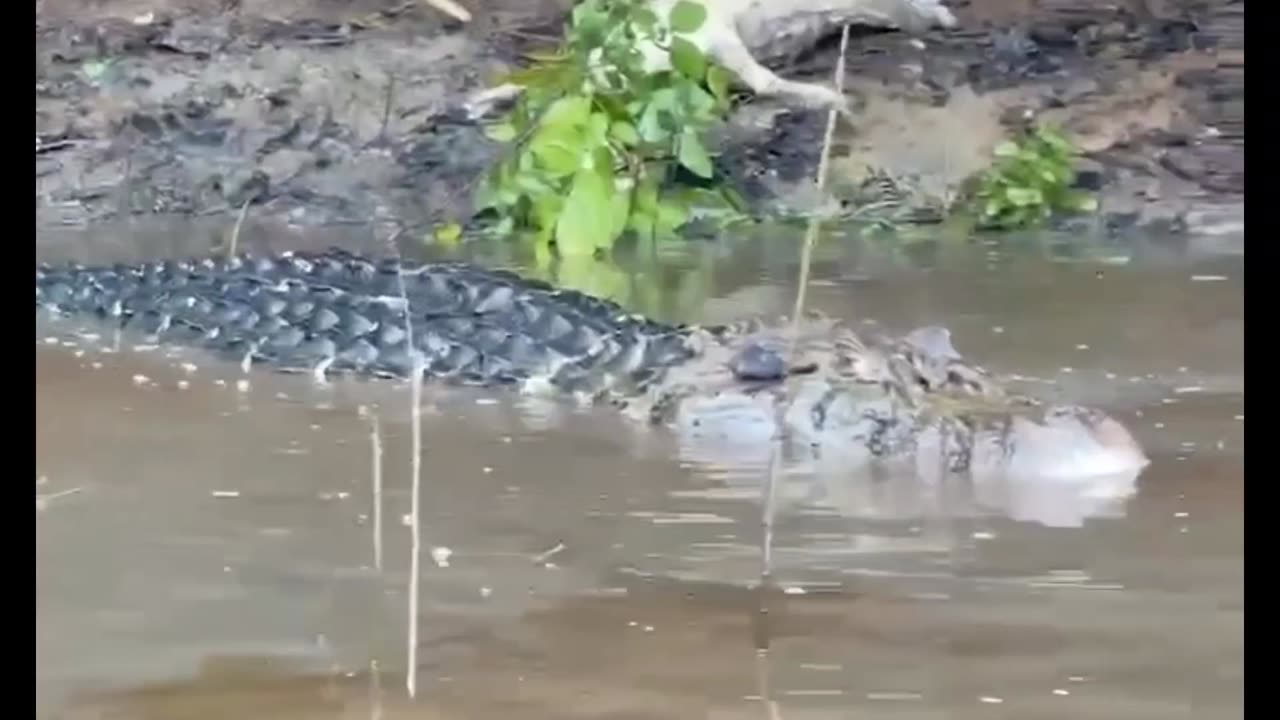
[35, 248, 1150, 483]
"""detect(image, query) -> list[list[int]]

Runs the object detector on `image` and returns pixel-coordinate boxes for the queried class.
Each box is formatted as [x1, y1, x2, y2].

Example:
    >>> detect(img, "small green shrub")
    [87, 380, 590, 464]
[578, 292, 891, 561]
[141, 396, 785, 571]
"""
[474, 0, 746, 256]
[965, 124, 1098, 231]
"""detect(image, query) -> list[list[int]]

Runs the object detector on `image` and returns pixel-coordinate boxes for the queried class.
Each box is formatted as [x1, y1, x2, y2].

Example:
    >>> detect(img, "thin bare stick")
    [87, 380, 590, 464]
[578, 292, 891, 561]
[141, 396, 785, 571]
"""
[787, 24, 852, 338]
[369, 658, 384, 720]
[369, 409, 385, 572]
[754, 648, 784, 720]
[754, 22, 852, 653]
[229, 198, 252, 259]
[406, 349, 424, 698]
[379, 229, 426, 699]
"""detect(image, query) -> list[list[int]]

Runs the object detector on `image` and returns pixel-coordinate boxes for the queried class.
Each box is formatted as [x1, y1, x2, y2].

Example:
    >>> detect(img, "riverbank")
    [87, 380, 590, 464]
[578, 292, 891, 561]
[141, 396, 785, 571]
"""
[35, 0, 1243, 240]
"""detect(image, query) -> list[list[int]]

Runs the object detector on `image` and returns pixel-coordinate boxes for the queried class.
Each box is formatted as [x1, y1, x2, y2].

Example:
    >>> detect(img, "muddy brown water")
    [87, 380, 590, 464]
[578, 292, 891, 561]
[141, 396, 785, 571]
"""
[37, 219, 1242, 719]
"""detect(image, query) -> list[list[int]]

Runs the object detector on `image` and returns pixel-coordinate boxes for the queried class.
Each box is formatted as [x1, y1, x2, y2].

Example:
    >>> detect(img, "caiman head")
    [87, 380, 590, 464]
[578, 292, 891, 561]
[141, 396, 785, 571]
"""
[636, 315, 1151, 483]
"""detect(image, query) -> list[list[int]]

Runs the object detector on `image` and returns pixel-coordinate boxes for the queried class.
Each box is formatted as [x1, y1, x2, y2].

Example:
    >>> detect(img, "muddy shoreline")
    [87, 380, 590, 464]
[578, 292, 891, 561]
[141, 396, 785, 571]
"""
[35, 0, 1243, 240]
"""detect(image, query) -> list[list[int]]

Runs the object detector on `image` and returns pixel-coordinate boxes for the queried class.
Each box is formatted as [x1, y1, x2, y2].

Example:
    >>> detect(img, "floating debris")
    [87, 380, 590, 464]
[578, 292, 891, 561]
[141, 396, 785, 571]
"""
[1190, 274, 1228, 282]
[867, 692, 924, 702]
[36, 486, 83, 511]
[533, 542, 566, 564]
[979, 696, 1004, 704]
[431, 546, 453, 568]
[131, 374, 150, 386]
[210, 490, 242, 498]
[627, 511, 735, 525]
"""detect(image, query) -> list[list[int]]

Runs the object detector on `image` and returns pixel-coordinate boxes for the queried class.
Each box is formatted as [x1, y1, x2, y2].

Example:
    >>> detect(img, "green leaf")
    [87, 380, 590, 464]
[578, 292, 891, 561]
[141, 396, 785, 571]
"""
[677, 128, 714, 179]
[1004, 186, 1043, 207]
[656, 197, 690, 233]
[541, 95, 593, 130]
[433, 222, 462, 245]
[514, 170, 557, 197]
[484, 123, 517, 142]
[1036, 126, 1074, 155]
[586, 111, 611, 148]
[669, 37, 706, 80]
[677, 80, 719, 121]
[609, 120, 640, 146]
[983, 198, 1005, 219]
[532, 195, 562, 243]
[706, 64, 731, 106]
[637, 102, 667, 144]
[556, 165, 612, 255]
[1069, 193, 1099, 213]
[530, 125, 584, 177]
[632, 7, 659, 32]
[628, 206, 656, 239]
[608, 183, 633, 241]
[669, 0, 707, 33]
[993, 141, 1019, 158]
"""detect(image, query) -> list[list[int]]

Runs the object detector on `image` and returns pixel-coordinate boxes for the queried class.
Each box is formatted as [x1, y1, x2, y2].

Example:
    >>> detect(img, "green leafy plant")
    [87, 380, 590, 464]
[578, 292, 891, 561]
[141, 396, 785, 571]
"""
[964, 124, 1098, 231]
[475, 0, 745, 256]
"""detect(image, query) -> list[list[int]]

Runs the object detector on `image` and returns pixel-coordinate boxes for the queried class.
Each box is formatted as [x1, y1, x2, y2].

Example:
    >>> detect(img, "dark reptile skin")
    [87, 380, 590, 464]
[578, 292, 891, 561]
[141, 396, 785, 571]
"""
[36, 248, 699, 394]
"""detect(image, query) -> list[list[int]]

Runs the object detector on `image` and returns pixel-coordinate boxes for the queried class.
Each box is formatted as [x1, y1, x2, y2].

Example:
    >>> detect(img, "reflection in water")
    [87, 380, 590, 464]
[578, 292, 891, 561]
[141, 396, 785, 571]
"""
[671, 424, 1144, 530]
[37, 221, 1242, 719]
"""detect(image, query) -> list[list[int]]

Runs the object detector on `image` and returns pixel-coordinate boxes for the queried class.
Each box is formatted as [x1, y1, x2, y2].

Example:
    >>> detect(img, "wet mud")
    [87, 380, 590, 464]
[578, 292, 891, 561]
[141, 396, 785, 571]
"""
[36, 0, 1243, 237]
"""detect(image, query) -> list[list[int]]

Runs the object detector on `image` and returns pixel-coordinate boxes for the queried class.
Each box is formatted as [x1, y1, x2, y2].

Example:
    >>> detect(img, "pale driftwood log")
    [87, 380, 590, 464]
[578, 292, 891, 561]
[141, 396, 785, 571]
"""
[462, 0, 957, 117]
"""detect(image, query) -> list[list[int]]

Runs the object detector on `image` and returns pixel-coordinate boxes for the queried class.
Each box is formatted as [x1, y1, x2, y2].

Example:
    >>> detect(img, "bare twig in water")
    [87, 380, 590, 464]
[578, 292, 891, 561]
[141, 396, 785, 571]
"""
[379, 229, 426, 698]
[755, 24, 852, 655]
[755, 648, 784, 720]
[229, 198, 252, 259]
[36, 486, 84, 512]
[788, 25, 852, 337]
[369, 658, 385, 720]
[362, 406, 385, 572]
